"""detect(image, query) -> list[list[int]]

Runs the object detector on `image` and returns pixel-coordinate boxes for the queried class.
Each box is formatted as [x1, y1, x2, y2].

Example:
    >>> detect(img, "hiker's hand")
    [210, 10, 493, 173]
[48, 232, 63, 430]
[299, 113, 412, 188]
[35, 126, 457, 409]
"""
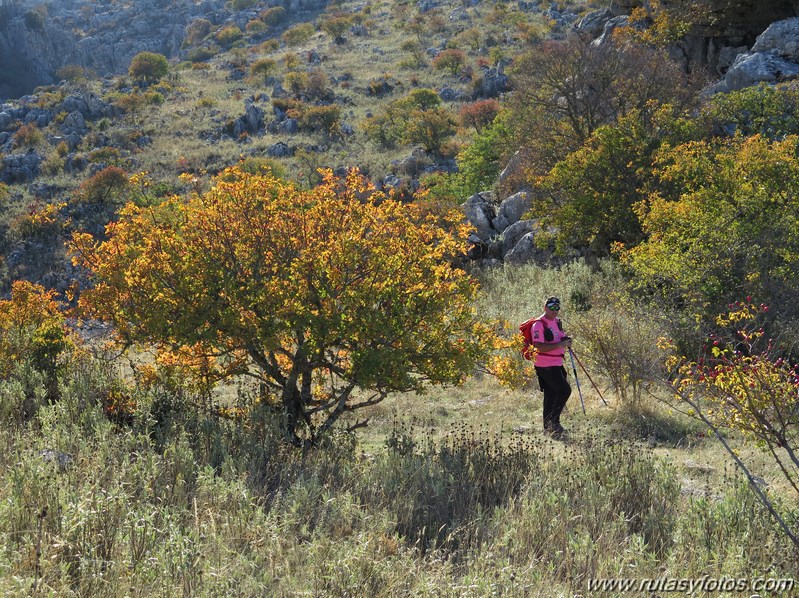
[561, 337, 572, 348]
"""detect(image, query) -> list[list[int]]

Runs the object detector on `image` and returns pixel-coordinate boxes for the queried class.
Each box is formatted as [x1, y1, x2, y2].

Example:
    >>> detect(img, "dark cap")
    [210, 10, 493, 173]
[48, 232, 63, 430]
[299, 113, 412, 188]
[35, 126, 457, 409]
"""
[545, 296, 560, 308]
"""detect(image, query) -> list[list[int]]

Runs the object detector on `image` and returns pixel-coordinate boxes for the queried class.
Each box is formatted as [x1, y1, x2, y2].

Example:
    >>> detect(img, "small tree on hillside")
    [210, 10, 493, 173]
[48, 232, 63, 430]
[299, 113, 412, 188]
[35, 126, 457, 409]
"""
[71, 168, 493, 446]
[128, 52, 169, 84]
[321, 15, 353, 44]
[458, 99, 501, 133]
[666, 300, 799, 546]
[433, 49, 467, 76]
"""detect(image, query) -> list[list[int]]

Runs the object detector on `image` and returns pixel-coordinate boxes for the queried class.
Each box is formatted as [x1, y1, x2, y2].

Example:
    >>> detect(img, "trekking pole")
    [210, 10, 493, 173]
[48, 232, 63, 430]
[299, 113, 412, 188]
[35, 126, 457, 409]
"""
[568, 348, 586, 415]
[570, 349, 610, 407]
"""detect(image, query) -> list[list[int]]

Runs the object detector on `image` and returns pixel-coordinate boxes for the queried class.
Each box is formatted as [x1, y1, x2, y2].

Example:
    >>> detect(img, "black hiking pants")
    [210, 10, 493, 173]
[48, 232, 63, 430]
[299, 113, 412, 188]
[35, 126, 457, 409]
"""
[535, 365, 571, 429]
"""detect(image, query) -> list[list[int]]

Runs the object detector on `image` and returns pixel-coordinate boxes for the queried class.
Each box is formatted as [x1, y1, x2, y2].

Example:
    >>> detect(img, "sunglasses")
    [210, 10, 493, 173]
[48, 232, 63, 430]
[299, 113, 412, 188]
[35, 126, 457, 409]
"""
[546, 304, 560, 310]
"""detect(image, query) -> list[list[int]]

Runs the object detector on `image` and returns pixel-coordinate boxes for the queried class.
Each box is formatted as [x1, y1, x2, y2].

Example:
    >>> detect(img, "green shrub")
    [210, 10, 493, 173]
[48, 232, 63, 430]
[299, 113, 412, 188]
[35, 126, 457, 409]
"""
[0, 281, 74, 412]
[245, 19, 268, 36]
[403, 107, 456, 154]
[282, 23, 315, 47]
[259, 6, 286, 26]
[227, 0, 257, 9]
[128, 52, 169, 83]
[257, 38, 280, 53]
[186, 46, 218, 62]
[284, 70, 309, 96]
[432, 48, 467, 76]
[184, 18, 212, 47]
[215, 25, 244, 48]
[12, 123, 44, 149]
[569, 296, 666, 405]
[55, 64, 87, 83]
[40, 153, 65, 176]
[299, 104, 342, 134]
[237, 156, 286, 179]
[320, 15, 353, 43]
[74, 166, 130, 205]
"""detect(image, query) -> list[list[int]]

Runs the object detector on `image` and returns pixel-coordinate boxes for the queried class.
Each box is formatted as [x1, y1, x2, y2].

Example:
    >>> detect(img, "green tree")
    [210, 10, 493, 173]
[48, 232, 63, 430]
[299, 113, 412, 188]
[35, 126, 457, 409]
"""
[432, 49, 467, 76]
[700, 82, 799, 140]
[298, 104, 342, 136]
[250, 58, 277, 82]
[128, 52, 169, 84]
[622, 134, 799, 321]
[363, 89, 454, 152]
[403, 108, 456, 154]
[71, 168, 492, 445]
[0, 281, 74, 409]
[422, 114, 511, 202]
[214, 25, 244, 49]
[458, 99, 501, 133]
[538, 106, 698, 260]
[321, 15, 353, 44]
[259, 6, 286, 26]
[282, 23, 315, 47]
[183, 18, 212, 46]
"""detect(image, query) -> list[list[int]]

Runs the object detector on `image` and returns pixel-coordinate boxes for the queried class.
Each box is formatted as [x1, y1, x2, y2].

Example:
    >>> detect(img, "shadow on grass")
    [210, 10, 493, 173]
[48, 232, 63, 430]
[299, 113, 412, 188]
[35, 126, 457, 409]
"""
[598, 401, 706, 447]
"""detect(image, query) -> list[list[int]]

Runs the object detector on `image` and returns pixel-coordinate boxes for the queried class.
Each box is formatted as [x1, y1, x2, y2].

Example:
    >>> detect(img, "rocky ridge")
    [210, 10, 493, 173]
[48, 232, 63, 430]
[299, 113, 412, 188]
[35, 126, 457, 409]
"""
[0, 0, 330, 98]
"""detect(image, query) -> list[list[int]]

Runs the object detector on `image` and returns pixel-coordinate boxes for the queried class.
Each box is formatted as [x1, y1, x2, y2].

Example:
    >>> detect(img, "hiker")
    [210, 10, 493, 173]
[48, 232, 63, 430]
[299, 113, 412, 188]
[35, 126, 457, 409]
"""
[530, 296, 572, 438]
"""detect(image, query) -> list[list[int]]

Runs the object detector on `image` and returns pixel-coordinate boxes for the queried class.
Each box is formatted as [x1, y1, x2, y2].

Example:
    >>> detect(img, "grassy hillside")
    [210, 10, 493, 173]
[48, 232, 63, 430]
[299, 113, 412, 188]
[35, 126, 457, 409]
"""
[1, 1, 799, 595]
[0, 262, 797, 596]
[1, 0, 594, 294]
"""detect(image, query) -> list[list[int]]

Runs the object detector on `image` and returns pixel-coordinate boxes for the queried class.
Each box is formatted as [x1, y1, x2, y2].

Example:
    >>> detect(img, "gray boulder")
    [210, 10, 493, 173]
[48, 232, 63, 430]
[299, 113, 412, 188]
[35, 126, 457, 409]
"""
[439, 86, 465, 101]
[461, 192, 498, 242]
[592, 15, 630, 48]
[501, 219, 536, 258]
[497, 150, 527, 194]
[381, 174, 402, 191]
[717, 45, 749, 73]
[59, 93, 111, 120]
[278, 118, 298, 134]
[492, 191, 531, 233]
[418, 0, 438, 13]
[24, 108, 53, 128]
[232, 102, 264, 137]
[272, 82, 289, 98]
[1, 149, 42, 183]
[472, 66, 509, 99]
[574, 8, 613, 37]
[266, 142, 293, 157]
[0, 112, 12, 131]
[61, 110, 87, 134]
[751, 17, 799, 61]
[720, 52, 799, 92]
[504, 231, 554, 266]
[40, 449, 74, 472]
[396, 152, 429, 177]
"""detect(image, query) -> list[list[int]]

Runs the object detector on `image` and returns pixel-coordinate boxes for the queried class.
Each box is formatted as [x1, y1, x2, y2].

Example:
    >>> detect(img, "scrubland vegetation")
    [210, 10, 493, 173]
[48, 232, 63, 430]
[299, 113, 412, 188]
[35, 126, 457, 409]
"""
[1, 263, 798, 596]
[2, 0, 799, 595]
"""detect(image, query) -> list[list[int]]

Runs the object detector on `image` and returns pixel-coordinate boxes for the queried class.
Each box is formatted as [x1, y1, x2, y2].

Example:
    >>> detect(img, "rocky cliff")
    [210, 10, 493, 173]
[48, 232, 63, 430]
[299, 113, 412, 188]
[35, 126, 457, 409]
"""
[611, 0, 799, 70]
[0, 0, 329, 99]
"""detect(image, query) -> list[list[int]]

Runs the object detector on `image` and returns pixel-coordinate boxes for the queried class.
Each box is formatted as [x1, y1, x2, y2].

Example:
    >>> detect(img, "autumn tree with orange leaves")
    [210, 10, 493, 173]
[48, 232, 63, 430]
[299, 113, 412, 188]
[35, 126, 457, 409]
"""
[71, 167, 493, 445]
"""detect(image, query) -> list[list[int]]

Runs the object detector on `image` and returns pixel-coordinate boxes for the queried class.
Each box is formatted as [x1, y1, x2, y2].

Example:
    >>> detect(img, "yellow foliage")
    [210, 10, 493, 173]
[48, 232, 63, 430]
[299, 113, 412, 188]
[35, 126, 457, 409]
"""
[0, 281, 74, 378]
[70, 166, 497, 439]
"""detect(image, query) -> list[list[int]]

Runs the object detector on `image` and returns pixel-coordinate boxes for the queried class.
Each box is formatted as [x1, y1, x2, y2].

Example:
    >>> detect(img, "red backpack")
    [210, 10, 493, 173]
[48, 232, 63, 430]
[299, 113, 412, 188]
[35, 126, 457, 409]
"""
[519, 317, 563, 360]
[519, 318, 537, 360]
